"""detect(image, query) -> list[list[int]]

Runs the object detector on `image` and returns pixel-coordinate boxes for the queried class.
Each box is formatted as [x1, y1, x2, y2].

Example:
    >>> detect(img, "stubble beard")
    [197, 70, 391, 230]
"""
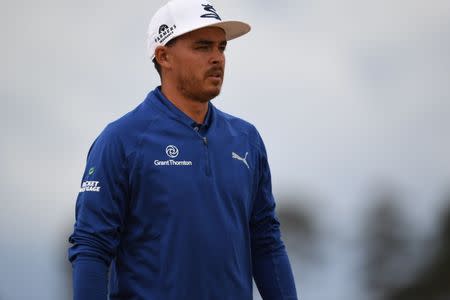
[177, 71, 223, 103]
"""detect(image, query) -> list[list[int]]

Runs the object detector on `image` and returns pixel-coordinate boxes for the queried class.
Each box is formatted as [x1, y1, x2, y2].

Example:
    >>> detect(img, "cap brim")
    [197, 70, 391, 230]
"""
[209, 20, 251, 41]
[172, 20, 251, 42]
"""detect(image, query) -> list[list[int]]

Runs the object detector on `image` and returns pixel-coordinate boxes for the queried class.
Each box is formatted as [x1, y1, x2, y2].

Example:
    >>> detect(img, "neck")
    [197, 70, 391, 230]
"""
[161, 83, 209, 125]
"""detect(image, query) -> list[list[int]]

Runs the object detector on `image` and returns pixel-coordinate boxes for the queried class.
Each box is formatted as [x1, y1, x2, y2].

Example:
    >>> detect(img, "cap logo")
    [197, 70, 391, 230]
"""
[159, 24, 169, 34]
[154, 24, 177, 43]
[200, 4, 221, 20]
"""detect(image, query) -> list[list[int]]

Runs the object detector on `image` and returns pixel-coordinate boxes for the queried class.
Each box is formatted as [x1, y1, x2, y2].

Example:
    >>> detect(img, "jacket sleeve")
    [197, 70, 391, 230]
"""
[68, 126, 129, 299]
[250, 132, 298, 300]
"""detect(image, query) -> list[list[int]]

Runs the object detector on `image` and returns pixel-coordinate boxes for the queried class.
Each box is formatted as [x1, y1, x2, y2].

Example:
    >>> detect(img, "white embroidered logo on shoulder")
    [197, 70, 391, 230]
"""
[79, 180, 101, 193]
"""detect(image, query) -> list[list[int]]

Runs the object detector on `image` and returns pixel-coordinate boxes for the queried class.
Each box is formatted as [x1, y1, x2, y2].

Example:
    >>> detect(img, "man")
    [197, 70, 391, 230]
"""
[68, 0, 298, 299]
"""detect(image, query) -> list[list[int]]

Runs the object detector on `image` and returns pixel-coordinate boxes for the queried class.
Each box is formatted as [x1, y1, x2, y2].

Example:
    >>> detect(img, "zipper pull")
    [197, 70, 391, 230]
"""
[202, 137, 208, 145]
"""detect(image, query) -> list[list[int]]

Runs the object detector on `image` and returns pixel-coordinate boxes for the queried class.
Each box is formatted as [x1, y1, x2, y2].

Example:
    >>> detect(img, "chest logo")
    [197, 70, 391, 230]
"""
[232, 152, 249, 169]
[166, 145, 179, 158]
[155, 145, 193, 166]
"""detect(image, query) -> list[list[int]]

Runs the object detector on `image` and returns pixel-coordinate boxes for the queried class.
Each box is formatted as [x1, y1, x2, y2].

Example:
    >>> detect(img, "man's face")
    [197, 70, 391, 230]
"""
[165, 26, 227, 103]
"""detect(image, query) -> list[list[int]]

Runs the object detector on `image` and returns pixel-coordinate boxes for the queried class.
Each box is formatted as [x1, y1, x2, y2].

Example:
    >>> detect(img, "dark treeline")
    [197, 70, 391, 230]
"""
[276, 191, 450, 300]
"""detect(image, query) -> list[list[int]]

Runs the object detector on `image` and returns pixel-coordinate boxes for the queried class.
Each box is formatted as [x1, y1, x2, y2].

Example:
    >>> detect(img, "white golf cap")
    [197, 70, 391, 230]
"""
[147, 0, 251, 60]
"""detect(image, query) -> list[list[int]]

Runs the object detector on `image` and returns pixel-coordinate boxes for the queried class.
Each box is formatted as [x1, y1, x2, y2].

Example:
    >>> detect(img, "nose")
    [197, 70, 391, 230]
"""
[210, 47, 225, 65]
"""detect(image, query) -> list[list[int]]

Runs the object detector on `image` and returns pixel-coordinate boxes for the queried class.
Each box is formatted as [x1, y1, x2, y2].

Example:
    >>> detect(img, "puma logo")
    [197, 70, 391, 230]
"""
[232, 152, 249, 169]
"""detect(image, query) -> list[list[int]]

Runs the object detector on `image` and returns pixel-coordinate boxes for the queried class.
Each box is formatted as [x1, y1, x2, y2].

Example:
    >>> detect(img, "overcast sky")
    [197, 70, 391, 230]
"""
[1, 0, 450, 299]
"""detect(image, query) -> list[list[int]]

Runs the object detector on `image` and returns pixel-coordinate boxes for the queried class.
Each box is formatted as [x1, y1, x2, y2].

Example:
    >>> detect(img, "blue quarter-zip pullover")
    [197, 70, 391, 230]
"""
[68, 87, 298, 299]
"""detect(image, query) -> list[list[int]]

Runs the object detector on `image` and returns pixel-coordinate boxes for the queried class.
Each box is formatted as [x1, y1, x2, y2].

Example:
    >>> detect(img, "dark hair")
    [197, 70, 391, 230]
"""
[153, 38, 178, 78]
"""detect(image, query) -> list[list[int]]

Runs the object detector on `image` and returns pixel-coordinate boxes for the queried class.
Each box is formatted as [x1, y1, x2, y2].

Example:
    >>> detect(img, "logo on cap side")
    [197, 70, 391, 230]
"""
[159, 24, 169, 34]
[154, 24, 177, 43]
[200, 4, 221, 20]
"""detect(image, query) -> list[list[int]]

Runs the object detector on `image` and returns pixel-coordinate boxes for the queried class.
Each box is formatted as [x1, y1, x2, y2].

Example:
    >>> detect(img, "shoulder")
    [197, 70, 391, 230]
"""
[213, 106, 265, 151]
[93, 96, 163, 157]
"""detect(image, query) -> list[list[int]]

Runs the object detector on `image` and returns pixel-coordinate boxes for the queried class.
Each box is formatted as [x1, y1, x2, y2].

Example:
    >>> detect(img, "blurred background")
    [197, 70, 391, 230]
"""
[1, 0, 450, 299]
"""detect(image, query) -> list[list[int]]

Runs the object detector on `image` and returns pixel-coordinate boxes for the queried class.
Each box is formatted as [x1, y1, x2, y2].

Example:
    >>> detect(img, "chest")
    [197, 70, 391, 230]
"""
[130, 130, 257, 227]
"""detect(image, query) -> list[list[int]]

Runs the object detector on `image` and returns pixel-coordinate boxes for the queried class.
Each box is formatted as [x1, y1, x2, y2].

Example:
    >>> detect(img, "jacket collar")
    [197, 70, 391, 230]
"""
[150, 86, 214, 130]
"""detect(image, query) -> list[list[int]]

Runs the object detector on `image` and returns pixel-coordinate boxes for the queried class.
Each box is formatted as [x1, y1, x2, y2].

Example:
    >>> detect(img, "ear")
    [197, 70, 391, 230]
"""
[155, 45, 172, 70]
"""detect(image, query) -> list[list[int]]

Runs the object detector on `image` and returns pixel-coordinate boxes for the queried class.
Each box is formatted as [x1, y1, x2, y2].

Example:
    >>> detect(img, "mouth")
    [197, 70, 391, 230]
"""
[206, 69, 223, 80]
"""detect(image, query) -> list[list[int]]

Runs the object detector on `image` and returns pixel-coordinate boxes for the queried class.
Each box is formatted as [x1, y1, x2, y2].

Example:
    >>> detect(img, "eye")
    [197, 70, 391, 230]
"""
[219, 45, 226, 52]
[195, 45, 209, 51]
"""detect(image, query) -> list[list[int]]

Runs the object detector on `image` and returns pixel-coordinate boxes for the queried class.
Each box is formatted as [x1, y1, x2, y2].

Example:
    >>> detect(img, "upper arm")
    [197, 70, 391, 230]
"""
[250, 131, 284, 257]
[68, 126, 130, 264]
